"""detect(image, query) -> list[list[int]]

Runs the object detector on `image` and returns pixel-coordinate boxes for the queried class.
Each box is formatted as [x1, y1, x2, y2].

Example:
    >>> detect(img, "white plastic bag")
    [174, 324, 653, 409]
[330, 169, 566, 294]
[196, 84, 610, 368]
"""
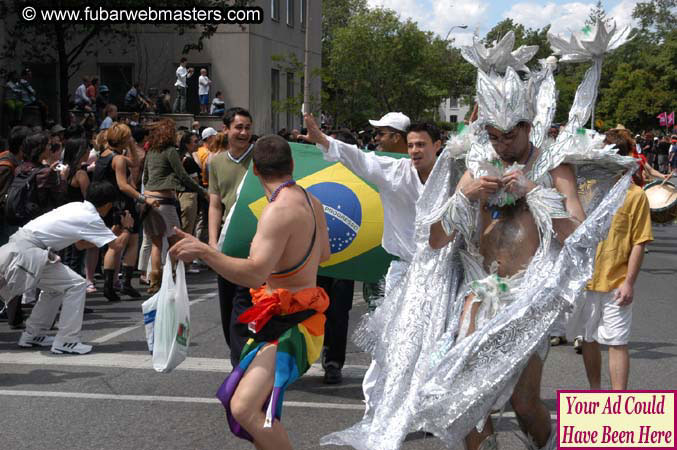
[141, 292, 159, 354]
[152, 259, 190, 373]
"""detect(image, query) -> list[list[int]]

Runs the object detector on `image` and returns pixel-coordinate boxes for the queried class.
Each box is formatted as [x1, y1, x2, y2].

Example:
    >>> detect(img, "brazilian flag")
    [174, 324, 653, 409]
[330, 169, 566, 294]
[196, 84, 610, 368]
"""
[221, 142, 407, 283]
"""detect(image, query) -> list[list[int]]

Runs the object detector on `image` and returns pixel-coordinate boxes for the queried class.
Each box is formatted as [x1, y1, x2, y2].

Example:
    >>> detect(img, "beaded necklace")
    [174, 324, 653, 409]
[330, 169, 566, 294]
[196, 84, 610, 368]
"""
[269, 180, 296, 202]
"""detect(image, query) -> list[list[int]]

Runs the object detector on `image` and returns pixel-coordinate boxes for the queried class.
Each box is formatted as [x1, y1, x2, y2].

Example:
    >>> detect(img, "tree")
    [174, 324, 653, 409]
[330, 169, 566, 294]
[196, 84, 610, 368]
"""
[323, 7, 473, 128]
[0, 0, 252, 124]
[586, 0, 611, 27]
[633, 0, 676, 38]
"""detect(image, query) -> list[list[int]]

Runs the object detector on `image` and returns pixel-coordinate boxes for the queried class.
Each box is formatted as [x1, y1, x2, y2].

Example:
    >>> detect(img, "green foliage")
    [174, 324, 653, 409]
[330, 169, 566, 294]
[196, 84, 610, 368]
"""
[322, 7, 473, 128]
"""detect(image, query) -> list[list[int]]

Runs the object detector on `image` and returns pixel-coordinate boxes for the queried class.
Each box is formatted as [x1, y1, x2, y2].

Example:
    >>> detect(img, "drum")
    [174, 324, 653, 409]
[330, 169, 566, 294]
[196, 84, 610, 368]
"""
[643, 180, 677, 223]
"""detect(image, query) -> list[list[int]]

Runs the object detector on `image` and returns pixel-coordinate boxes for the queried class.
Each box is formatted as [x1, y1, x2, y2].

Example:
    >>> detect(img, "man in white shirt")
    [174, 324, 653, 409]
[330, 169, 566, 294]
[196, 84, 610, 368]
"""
[301, 112, 441, 410]
[0, 182, 134, 355]
[173, 57, 194, 113]
[198, 68, 212, 115]
[74, 76, 92, 111]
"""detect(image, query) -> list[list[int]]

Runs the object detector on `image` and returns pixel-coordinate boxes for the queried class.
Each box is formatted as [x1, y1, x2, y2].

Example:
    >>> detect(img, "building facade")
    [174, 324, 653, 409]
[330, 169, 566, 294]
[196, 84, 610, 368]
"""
[438, 97, 470, 128]
[0, 0, 322, 135]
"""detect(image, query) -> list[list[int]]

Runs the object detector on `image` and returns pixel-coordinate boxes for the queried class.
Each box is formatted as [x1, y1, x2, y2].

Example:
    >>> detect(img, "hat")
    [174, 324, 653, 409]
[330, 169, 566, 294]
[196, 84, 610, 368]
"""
[201, 127, 217, 140]
[368, 112, 410, 133]
[98, 85, 109, 93]
[50, 124, 66, 135]
[614, 124, 626, 130]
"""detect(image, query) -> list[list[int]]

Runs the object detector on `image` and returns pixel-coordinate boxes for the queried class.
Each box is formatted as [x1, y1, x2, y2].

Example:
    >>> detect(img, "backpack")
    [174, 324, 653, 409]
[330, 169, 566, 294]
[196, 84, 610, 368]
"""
[4, 167, 42, 226]
[0, 151, 19, 213]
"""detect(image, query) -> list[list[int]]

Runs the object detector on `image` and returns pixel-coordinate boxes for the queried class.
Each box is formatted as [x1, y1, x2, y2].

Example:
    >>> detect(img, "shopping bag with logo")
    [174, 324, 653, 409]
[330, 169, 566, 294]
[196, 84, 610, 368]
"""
[152, 259, 190, 373]
[141, 292, 159, 354]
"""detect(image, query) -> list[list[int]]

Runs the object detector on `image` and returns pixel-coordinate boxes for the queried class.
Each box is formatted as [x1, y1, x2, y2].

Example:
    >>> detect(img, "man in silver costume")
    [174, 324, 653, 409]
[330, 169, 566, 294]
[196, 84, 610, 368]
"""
[322, 21, 636, 450]
[428, 117, 585, 449]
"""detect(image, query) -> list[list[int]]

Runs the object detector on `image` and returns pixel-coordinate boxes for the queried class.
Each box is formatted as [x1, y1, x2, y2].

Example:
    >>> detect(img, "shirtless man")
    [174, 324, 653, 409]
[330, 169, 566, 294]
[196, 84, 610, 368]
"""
[170, 135, 330, 450]
[430, 120, 586, 450]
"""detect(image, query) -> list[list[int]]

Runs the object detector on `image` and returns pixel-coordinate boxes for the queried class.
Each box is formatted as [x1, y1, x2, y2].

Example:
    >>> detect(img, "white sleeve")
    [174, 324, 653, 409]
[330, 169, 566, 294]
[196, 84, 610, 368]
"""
[80, 218, 117, 248]
[199, 76, 207, 87]
[315, 136, 401, 189]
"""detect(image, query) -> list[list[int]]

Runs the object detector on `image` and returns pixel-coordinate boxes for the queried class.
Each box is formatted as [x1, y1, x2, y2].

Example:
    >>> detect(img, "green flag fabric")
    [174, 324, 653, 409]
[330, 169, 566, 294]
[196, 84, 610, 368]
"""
[221, 142, 407, 283]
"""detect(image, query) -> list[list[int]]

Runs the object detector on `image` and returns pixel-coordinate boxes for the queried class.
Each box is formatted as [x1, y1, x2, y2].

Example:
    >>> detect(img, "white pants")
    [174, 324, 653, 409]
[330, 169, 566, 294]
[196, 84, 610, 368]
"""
[362, 259, 410, 416]
[568, 290, 632, 346]
[25, 261, 87, 341]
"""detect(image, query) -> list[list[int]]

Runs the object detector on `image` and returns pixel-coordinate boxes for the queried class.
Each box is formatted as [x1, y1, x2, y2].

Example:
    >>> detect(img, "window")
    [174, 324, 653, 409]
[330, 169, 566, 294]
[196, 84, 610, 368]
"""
[300, 0, 306, 29]
[286, 0, 294, 27]
[271, 0, 279, 21]
[271, 69, 280, 132]
[449, 115, 458, 123]
[449, 97, 458, 109]
[286, 72, 294, 129]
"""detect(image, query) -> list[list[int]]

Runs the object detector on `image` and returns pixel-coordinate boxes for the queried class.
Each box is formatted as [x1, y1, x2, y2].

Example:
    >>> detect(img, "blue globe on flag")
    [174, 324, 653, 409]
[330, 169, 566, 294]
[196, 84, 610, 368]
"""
[307, 182, 362, 253]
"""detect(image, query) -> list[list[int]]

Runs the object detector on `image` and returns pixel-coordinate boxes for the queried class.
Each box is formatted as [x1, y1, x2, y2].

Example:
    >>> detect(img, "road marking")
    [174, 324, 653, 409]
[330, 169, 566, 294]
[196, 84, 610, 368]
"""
[0, 351, 369, 378]
[90, 292, 217, 344]
[0, 390, 557, 419]
[0, 389, 365, 410]
[91, 325, 143, 344]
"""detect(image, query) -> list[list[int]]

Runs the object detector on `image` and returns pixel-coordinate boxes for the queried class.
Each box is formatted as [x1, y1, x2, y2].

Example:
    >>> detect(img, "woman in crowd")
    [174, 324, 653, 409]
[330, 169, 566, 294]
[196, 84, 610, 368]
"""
[59, 138, 91, 276]
[14, 132, 61, 214]
[143, 119, 207, 293]
[93, 122, 157, 301]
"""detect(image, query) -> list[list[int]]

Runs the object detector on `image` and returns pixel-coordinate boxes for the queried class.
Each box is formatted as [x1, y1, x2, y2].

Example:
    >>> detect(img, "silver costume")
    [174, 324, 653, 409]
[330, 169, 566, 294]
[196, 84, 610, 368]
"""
[322, 20, 635, 450]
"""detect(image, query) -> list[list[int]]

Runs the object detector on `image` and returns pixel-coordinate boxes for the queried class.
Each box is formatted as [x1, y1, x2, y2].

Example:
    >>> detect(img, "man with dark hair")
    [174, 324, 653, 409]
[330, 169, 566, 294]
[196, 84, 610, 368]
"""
[301, 113, 439, 409]
[173, 57, 194, 113]
[0, 181, 134, 355]
[209, 107, 256, 366]
[171, 134, 330, 448]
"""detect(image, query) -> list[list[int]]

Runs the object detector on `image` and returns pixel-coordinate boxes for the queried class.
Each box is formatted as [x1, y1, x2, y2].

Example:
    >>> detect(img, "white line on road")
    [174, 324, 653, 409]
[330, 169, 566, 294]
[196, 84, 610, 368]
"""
[0, 351, 369, 378]
[0, 389, 365, 410]
[0, 390, 557, 419]
[91, 325, 143, 344]
[90, 292, 217, 344]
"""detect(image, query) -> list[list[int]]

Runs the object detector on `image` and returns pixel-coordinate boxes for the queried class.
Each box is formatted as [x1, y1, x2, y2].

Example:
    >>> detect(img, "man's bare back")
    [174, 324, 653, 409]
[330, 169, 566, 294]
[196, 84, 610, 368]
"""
[259, 185, 330, 292]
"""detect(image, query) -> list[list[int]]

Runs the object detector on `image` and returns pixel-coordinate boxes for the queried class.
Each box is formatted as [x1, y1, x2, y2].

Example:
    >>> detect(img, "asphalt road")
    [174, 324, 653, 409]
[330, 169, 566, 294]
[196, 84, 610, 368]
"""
[1, 223, 676, 450]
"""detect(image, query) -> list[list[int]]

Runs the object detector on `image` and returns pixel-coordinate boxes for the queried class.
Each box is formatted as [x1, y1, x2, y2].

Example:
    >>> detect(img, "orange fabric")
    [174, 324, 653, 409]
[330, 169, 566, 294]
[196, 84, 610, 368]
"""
[244, 286, 329, 336]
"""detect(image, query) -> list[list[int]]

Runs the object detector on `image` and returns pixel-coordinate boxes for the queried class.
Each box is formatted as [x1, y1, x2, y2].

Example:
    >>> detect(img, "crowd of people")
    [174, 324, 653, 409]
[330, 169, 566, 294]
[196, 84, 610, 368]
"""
[0, 107, 260, 354]
[1, 37, 676, 450]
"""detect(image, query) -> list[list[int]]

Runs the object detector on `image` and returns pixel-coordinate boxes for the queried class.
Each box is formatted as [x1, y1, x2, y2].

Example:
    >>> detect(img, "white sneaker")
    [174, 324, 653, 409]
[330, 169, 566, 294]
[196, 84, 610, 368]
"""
[18, 332, 55, 348]
[51, 340, 93, 355]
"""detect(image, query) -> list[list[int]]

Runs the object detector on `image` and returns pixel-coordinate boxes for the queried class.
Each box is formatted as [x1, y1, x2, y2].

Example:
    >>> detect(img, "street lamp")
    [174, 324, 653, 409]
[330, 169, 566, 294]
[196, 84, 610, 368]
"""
[445, 24, 468, 41]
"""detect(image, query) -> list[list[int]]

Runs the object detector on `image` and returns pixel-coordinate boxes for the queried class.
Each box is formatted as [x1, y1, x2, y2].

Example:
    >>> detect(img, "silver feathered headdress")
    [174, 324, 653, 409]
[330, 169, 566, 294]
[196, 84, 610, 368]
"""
[462, 31, 539, 132]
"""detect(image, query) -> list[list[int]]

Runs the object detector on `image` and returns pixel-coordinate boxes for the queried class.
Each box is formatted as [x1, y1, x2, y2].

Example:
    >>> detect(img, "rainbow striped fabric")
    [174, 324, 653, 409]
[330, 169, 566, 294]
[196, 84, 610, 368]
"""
[216, 286, 329, 441]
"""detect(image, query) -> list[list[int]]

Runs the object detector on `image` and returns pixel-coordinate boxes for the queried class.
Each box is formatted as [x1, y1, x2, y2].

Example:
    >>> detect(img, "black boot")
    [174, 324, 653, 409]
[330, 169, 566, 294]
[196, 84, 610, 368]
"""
[120, 265, 142, 299]
[103, 269, 121, 302]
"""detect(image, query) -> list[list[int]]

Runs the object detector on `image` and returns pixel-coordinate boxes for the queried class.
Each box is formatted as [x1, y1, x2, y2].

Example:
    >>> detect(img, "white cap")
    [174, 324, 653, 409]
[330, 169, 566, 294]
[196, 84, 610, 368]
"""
[369, 112, 410, 133]
[201, 127, 217, 140]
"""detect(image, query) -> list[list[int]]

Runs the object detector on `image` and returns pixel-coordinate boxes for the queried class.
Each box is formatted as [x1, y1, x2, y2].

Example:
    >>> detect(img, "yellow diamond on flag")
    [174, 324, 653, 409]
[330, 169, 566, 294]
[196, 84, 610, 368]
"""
[248, 163, 384, 267]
